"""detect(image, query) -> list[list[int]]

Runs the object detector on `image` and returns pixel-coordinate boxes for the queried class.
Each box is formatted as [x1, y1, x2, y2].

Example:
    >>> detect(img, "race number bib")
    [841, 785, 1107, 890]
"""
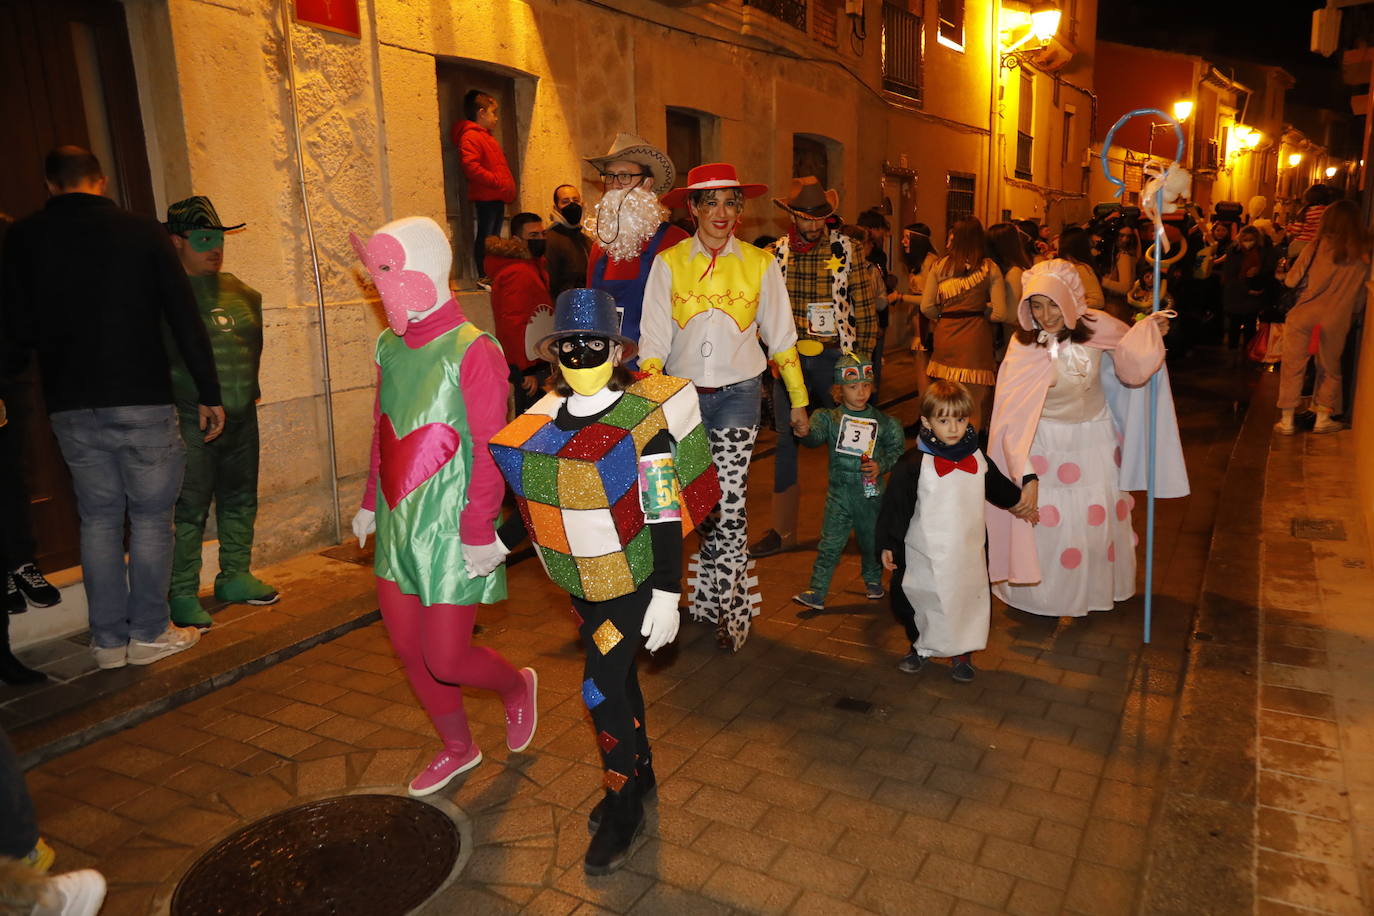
[807, 302, 837, 338]
[835, 416, 879, 458]
[638, 453, 681, 523]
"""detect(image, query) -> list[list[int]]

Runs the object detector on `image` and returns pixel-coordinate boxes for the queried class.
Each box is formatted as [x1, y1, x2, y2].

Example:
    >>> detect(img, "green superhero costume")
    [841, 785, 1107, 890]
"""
[372, 321, 507, 607]
[799, 355, 904, 598]
[167, 272, 276, 612]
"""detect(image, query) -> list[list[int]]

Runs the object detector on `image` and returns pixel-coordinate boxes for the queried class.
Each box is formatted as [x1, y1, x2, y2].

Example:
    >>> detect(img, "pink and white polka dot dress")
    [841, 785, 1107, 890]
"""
[993, 347, 1136, 617]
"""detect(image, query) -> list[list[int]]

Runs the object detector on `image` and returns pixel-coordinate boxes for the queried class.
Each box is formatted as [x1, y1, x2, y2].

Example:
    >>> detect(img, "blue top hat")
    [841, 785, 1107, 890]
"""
[535, 288, 638, 362]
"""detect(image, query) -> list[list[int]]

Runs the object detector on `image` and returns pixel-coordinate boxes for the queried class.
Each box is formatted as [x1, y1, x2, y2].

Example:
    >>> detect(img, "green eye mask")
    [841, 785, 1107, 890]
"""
[187, 229, 224, 252]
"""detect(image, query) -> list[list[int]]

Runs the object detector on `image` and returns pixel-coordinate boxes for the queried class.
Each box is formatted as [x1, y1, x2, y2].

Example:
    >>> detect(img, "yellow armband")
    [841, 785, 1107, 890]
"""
[773, 346, 808, 408]
[639, 357, 664, 375]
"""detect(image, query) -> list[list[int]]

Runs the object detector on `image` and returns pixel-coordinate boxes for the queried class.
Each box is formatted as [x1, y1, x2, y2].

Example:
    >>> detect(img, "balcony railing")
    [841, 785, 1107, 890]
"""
[745, 0, 807, 31]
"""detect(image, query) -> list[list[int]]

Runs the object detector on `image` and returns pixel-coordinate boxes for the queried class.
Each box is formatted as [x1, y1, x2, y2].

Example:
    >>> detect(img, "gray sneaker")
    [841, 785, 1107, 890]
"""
[127, 625, 200, 666]
[896, 651, 925, 674]
[92, 644, 128, 670]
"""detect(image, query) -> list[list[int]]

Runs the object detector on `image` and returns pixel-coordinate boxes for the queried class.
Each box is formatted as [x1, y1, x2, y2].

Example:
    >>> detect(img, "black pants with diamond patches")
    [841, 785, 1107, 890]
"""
[575, 581, 651, 795]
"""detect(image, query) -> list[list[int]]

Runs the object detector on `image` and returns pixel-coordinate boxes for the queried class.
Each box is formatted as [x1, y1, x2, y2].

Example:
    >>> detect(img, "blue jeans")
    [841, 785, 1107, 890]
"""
[696, 377, 761, 431]
[473, 200, 505, 278]
[50, 405, 186, 648]
[771, 350, 839, 493]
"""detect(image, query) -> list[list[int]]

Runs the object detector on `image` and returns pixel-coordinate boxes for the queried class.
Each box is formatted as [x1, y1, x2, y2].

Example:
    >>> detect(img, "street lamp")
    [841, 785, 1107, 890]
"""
[1288, 152, 1304, 167]
[1000, 1, 1061, 70]
[1172, 100, 1193, 123]
[1325, 166, 1338, 178]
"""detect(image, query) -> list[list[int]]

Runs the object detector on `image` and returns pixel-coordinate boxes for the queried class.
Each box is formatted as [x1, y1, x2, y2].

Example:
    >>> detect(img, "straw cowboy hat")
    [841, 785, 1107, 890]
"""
[660, 163, 767, 210]
[584, 133, 677, 196]
[772, 176, 839, 219]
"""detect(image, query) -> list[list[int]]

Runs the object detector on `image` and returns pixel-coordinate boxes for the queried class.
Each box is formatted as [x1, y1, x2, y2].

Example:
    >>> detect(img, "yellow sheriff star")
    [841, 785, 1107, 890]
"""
[825, 254, 844, 273]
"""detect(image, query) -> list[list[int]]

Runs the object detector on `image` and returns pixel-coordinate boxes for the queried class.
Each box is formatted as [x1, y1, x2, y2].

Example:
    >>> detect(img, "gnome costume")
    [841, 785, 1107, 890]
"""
[162, 196, 276, 625]
[483, 288, 721, 875]
[351, 217, 537, 798]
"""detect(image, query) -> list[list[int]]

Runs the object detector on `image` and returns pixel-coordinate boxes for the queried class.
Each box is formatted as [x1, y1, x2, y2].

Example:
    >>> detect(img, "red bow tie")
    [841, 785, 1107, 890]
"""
[934, 455, 978, 476]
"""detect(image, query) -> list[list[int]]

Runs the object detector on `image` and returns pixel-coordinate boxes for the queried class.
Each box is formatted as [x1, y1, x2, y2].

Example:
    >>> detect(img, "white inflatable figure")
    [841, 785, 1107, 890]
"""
[1139, 163, 1192, 241]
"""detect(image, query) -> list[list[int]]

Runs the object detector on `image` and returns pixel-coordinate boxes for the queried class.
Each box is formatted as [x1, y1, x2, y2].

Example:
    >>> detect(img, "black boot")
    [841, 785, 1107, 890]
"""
[583, 778, 644, 876]
[587, 757, 656, 834]
[1, 607, 46, 686]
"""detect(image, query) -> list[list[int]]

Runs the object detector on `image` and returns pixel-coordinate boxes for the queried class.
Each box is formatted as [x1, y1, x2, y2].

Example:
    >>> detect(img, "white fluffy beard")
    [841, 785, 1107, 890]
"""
[586, 187, 666, 262]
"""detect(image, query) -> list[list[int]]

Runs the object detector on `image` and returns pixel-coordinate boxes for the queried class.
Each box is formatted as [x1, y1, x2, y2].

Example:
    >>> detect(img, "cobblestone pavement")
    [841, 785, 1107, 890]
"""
[19, 353, 1246, 914]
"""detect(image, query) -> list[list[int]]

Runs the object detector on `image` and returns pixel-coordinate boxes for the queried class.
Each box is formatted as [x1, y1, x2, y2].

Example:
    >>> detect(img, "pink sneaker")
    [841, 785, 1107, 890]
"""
[407, 745, 482, 797]
[505, 667, 538, 753]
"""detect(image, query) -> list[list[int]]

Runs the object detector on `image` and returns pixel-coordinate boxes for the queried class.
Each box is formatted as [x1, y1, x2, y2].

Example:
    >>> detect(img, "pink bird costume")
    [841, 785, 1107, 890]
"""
[351, 217, 536, 796]
[986, 260, 1188, 617]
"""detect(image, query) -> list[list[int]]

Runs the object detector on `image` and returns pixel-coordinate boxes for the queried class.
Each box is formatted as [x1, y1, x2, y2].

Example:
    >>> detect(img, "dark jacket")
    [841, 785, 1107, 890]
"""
[0, 193, 221, 413]
[1221, 242, 1277, 315]
[544, 221, 590, 299]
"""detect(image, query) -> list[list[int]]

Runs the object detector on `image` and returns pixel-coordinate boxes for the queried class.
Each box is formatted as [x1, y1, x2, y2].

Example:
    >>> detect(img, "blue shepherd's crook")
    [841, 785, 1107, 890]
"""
[1098, 109, 1184, 645]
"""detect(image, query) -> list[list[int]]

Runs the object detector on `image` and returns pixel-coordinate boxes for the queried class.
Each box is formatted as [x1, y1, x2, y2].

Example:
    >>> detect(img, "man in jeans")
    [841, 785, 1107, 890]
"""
[0, 147, 223, 669]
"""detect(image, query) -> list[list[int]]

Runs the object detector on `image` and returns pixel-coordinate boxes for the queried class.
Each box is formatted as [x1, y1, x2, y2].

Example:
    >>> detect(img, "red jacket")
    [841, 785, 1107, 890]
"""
[485, 236, 551, 371]
[453, 121, 516, 203]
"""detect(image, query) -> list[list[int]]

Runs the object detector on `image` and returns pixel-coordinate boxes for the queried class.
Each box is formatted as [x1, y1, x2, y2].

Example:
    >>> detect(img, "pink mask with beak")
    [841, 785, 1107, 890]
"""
[350, 216, 453, 335]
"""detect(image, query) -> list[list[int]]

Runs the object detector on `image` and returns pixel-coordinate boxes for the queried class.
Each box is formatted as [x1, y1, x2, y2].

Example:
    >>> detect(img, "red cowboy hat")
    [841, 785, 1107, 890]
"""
[660, 163, 768, 210]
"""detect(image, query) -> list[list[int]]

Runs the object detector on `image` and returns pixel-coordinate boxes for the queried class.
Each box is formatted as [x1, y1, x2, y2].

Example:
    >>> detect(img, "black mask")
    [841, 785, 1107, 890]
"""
[526, 239, 546, 258]
[559, 203, 583, 225]
[557, 334, 611, 369]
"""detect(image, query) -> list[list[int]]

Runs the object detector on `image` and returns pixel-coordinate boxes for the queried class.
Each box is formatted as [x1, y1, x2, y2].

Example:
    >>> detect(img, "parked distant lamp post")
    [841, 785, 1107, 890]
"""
[999, 0, 1061, 70]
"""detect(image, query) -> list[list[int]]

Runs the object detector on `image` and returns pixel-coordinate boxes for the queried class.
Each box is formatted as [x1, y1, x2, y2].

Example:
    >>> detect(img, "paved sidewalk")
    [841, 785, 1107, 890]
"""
[16, 352, 1243, 914]
[1253, 416, 1374, 914]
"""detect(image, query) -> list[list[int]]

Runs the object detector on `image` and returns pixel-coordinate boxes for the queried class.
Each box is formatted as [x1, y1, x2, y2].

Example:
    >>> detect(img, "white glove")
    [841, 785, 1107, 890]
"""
[463, 538, 510, 579]
[640, 589, 681, 653]
[352, 508, 376, 548]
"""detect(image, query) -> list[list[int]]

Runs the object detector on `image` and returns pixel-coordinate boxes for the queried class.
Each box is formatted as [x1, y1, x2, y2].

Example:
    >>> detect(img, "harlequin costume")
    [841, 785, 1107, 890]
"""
[350, 216, 537, 798]
[639, 163, 807, 651]
[876, 424, 1021, 678]
[485, 288, 720, 875]
[752, 178, 881, 560]
[987, 260, 1189, 618]
[162, 197, 277, 627]
[583, 134, 688, 371]
[793, 355, 903, 608]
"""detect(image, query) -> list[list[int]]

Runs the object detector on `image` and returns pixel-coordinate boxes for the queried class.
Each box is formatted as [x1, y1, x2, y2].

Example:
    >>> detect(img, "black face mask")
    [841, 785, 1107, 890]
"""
[559, 203, 583, 225]
[557, 334, 611, 369]
[526, 239, 546, 258]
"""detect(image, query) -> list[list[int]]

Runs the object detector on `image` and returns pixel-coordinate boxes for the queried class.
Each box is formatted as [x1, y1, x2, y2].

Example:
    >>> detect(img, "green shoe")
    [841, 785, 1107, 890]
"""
[214, 572, 280, 606]
[170, 596, 213, 628]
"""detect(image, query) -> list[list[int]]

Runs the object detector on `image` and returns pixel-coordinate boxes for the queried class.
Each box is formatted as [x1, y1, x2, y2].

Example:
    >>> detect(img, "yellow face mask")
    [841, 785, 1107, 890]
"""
[562, 362, 614, 396]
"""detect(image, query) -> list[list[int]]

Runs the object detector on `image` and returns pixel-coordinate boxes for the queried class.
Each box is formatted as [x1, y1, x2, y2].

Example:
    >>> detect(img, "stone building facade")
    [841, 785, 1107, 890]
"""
[18, 0, 1100, 595]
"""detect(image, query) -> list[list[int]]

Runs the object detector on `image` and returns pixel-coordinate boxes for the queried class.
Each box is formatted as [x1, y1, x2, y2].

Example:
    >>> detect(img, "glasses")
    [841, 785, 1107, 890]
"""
[601, 170, 648, 187]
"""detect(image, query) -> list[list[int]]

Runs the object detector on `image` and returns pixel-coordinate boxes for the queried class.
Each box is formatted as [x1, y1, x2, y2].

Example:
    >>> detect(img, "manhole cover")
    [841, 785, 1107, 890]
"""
[1291, 518, 1347, 541]
[171, 794, 458, 916]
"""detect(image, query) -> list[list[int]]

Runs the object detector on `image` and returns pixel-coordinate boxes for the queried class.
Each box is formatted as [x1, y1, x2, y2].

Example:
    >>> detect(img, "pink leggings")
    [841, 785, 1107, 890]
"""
[376, 577, 523, 752]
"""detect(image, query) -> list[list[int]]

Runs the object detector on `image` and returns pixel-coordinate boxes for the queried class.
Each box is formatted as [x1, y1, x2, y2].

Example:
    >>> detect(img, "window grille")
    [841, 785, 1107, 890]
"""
[882, 3, 923, 102]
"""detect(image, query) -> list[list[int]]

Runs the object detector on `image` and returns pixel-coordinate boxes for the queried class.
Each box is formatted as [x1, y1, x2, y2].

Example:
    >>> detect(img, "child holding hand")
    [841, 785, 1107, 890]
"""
[792, 353, 904, 612]
[877, 380, 1029, 682]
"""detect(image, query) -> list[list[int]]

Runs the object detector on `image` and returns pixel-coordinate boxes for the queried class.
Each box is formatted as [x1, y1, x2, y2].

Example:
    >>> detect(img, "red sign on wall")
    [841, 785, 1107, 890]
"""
[294, 0, 361, 38]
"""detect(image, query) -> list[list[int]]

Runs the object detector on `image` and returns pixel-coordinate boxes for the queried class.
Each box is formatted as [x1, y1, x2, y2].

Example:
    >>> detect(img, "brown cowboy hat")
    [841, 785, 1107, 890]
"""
[584, 133, 677, 195]
[773, 176, 839, 219]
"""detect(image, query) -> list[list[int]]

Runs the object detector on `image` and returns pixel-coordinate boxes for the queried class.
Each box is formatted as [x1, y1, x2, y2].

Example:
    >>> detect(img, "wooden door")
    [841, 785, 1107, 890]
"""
[0, 0, 155, 572]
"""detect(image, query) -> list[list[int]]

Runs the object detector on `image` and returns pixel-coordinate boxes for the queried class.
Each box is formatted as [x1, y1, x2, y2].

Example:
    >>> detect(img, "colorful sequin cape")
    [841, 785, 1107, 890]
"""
[489, 374, 722, 601]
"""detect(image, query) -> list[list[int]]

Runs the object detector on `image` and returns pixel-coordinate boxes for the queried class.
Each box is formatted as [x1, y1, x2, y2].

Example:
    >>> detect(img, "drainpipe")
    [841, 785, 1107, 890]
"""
[987, 2, 1001, 222]
[278, 0, 343, 545]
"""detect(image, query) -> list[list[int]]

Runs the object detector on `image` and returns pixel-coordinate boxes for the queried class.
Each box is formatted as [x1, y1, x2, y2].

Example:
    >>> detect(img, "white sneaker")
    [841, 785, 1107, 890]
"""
[92, 644, 128, 670]
[33, 869, 107, 916]
[127, 624, 200, 666]
[1312, 413, 1344, 433]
